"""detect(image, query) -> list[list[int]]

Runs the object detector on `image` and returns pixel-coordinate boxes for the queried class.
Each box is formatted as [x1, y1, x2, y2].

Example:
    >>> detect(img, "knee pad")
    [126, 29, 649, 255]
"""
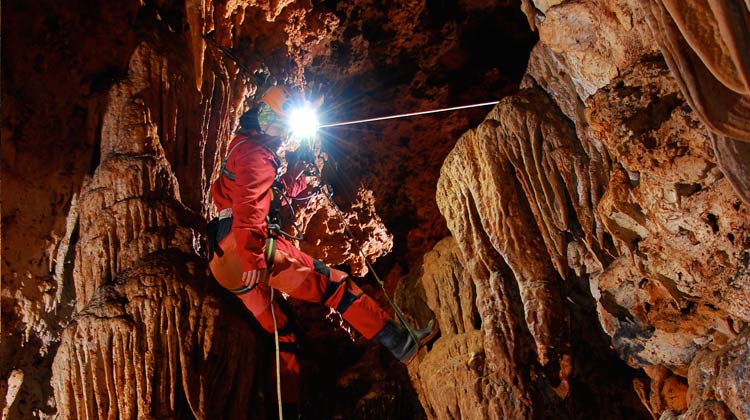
[315, 259, 339, 303]
[313, 259, 364, 314]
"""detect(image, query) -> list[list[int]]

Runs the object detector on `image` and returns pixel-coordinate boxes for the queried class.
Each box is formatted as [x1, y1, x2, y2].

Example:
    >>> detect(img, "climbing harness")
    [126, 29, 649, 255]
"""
[266, 183, 305, 241]
[219, 136, 312, 242]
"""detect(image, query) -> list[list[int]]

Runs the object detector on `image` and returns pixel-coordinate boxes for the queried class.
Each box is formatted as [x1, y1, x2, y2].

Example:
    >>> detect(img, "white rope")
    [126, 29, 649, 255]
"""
[317, 101, 500, 128]
[270, 287, 284, 420]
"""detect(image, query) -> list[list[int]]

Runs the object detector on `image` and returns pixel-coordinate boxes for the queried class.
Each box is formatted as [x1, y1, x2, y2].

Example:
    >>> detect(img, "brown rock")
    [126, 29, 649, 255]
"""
[634, 365, 688, 417]
[414, 331, 490, 419]
[50, 42, 263, 419]
[51, 257, 262, 419]
[640, 0, 750, 140]
[428, 2, 750, 418]
[297, 185, 393, 277]
[684, 329, 750, 419]
[420, 237, 478, 337]
[535, 0, 657, 99]
[436, 86, 578, 417]
[638, 0, 750, 204]
[587, 55, 750, 376]
[9, 0, 750, 418]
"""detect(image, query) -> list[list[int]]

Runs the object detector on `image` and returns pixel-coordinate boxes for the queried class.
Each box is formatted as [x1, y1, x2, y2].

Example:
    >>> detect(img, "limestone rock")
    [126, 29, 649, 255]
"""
[430, 1, 750, 418]
[587, 56, 750, 377]
[50, 42, 264, 419]
[534, 0, 657, 99]
[634, 365, 689, 417]
[436, 88, 579, 417]
[51, 256, 262, 419]
[640, 0, 750, 140]
[297, 185, 393, 277]
[414, 331, 489, 419]
[683, 329, 750, 419]
[639, 0, 750, 204]
[420, 237, 478, 337]
[7, 0, 750, 418]
[2, 1, 397, 417]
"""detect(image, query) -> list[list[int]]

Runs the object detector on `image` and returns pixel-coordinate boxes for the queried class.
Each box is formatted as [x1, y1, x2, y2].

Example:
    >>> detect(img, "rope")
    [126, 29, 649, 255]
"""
[270, 287, 284, 420]
[317, 101, 500, 129]
[203, 34, 256, 78]
[268, 186, 306, 241]
[307, 165, 422, 345]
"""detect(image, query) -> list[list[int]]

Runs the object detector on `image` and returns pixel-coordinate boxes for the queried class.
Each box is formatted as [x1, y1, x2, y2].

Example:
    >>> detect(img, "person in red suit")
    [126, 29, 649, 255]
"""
[207, 85, 434, 416]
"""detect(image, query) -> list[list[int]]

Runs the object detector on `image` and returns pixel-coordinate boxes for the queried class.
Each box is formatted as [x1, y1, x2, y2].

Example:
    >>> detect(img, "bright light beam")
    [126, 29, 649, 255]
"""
[289, 107, 320, 138]
[318, 101, 500, 129]
[287, 100, 501, 138]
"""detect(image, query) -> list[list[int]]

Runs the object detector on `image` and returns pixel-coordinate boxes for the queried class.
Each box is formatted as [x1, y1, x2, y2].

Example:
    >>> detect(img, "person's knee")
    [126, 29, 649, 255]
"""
[315, 259, 343, 304]
[313, 260, 365, 313]
[312, 259, 330, 278]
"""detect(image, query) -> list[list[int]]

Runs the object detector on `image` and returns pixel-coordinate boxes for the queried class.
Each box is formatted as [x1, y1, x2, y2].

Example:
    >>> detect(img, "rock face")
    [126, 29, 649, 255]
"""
[49, 43, 266, 419]
[416, 0, 750, 419]
[4, 0, 750, 419]
[2, 0, 396, 418]
[639, 0, 750, 209]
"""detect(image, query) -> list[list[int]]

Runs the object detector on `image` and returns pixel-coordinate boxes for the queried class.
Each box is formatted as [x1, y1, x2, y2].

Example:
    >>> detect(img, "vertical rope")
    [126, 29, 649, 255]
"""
[308, 165, 421, 345]
[270, 288, 284, 420]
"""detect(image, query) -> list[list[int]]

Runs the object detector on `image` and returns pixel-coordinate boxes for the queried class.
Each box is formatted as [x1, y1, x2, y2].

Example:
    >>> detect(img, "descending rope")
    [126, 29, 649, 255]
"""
[270, 287, 284, 420]
[306, 165, 421, 345]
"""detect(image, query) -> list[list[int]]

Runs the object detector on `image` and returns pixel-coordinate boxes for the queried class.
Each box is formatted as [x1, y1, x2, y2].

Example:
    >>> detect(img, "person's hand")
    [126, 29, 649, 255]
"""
[241, 269, 268, 290]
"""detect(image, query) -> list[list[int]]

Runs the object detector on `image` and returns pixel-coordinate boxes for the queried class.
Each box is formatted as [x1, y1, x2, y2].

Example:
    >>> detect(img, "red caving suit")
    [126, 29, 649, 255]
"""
[208, 131, 390, 405]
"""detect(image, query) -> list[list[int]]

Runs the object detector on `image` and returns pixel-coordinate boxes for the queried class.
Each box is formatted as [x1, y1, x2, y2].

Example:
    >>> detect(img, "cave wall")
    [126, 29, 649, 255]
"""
[2, 0, 443, 417]
[1, 0, 373, 418]
[3, 0, 750, 419]
[301, 0, 537, 270]
[412, 0, 750, 419]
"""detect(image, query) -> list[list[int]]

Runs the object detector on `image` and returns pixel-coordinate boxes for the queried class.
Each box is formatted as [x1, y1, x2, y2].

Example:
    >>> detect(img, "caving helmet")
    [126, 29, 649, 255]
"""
[257, 85, 294, 137]
[238, 85, 295, 136]
[259, 85, 293, 118]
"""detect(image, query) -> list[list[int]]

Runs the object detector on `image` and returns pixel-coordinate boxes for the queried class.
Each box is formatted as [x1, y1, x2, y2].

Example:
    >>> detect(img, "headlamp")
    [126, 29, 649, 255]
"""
[288, 106, 320, 138]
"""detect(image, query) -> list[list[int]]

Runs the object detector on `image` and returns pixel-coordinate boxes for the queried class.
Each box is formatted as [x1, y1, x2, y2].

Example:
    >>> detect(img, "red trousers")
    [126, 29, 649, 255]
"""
[209, 231, 390, 404]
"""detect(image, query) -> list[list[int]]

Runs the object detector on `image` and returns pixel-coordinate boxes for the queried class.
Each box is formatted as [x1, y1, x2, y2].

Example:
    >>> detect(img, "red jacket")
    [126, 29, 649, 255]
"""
[211, 132, 307, 271]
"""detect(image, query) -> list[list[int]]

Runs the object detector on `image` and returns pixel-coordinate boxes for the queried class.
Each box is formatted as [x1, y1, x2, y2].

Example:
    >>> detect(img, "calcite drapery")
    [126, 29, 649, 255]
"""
[410, 237, 485, 418]
[6, 0, 750, 417]
[640, 0, 750, 205]
[424, 0, 750, 418]
[50, 43, 263, 419]
[436, 87, 581, 418]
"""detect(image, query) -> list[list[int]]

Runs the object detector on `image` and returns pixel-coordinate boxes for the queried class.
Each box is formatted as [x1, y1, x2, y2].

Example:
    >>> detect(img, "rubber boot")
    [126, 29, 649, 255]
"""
[374, 318, 436, 364]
